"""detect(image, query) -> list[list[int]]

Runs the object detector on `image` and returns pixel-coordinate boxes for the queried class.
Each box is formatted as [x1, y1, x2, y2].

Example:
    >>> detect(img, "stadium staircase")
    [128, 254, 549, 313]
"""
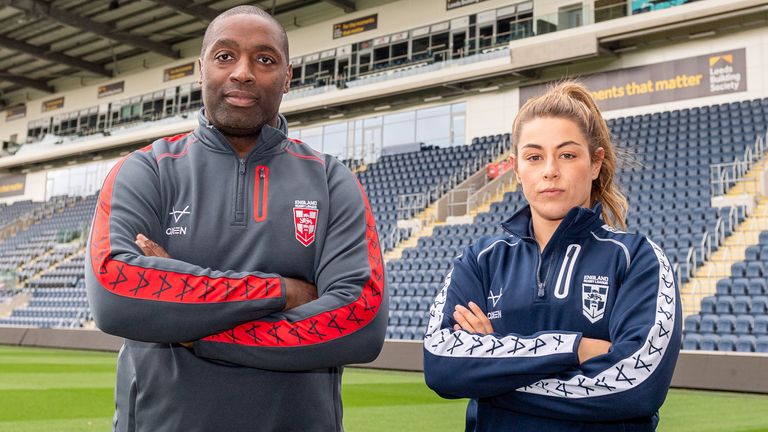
[383, 142, 517, 262]
[683, 158, 768, 317]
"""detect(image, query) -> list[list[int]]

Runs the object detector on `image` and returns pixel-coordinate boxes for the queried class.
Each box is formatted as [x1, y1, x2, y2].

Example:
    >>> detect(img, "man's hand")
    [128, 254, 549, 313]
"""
[135, 234, 171, 258]
[453, 302, 494, 335]
[578, 337, 612, 364]
[283, 278, 318, 311]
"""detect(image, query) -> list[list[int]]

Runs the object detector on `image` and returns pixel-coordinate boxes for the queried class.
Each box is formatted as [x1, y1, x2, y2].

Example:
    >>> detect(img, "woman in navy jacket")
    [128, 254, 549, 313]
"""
[423, 81, 681, 431]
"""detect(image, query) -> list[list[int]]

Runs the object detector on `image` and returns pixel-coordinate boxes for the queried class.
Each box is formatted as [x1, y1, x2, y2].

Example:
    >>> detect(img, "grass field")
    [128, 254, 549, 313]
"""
[0, 346, 767, 431]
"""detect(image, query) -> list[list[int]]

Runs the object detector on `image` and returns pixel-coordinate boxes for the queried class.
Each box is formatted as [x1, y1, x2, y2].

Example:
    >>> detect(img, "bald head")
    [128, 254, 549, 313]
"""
[201, 5, 289, 63]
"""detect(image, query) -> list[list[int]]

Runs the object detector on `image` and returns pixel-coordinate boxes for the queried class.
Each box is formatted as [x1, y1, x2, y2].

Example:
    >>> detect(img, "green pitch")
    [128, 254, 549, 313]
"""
[0, 346, 767, 432]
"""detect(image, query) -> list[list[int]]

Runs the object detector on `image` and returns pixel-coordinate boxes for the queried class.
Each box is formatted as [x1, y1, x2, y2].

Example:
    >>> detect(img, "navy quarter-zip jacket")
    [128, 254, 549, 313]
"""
[423, 204, 681, 431]
[86, 109, 387, 432]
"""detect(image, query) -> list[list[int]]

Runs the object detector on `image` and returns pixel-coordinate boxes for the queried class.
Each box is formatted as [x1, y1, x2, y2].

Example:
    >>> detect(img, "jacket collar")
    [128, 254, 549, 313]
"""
[502, 202, 604, 241]
[195, 108, 288, 157]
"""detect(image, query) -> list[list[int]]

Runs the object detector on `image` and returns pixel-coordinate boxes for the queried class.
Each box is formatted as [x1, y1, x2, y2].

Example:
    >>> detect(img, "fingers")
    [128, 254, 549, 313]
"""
[453, 306, 478, 333]
[453, 302, 493, 335]
[468, 301, 494, 334]
[135, 234, 171, 258]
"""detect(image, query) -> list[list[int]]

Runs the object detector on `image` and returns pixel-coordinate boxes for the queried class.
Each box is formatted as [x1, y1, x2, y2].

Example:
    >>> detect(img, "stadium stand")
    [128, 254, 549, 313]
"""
[359, 135, 510, 251]
[683, 229, 768, 352]
[0, 195, 95, 328]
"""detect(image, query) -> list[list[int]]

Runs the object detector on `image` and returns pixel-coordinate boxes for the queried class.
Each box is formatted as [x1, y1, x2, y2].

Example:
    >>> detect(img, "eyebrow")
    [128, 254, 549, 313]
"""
[520, 141, 583, 150]
[209, 39, 282, 57]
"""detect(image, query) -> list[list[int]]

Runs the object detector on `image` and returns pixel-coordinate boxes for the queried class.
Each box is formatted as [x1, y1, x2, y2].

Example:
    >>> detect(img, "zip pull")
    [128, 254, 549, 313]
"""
[259, 166, 265, 179]
[239, 159, 246, 175]
[537, 282, 545, 298]
[567, 245, 577, 259]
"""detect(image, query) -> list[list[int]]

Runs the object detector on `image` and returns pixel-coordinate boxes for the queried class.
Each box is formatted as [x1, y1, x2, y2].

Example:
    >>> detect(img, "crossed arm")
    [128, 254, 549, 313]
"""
[452, 300, 611, 364]
[135, 234, 318, 312]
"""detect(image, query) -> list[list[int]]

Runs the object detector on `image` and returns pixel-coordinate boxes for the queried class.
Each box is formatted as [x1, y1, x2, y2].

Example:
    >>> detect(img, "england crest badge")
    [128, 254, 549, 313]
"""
[582, 275, 610, 323]
[293, 200, 319, 247]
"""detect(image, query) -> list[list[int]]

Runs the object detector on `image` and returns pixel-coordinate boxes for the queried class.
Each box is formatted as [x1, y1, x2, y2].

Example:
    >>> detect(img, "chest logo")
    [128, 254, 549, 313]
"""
[582, 275, 609, 324]
[293, 200, 319, 247]
[488, 287, 503, 307]
[166, 205, 190, 236]
[170, 205, 190, 223]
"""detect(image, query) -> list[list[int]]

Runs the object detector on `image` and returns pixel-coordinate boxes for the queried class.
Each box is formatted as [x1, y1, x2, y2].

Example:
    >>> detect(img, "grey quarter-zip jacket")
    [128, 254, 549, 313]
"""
[86, 109, 388, 432]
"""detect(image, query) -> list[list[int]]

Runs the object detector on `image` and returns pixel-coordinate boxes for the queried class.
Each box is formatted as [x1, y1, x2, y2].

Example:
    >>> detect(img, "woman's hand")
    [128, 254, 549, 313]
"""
[578, 337, 612, 363]
[453, 302, 494, 335]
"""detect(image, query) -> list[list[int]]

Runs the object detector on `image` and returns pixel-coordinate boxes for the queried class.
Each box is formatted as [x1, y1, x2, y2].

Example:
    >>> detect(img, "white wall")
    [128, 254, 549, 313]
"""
[464, 89, 518, 140]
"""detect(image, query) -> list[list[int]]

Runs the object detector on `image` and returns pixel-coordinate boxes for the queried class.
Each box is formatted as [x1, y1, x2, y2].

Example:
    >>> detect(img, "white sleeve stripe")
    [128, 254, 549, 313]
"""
[591, 231, 631, 272]
[423, 258, 578, 360]
[476, 237, 521, 262]
[516, 238, 676, 399]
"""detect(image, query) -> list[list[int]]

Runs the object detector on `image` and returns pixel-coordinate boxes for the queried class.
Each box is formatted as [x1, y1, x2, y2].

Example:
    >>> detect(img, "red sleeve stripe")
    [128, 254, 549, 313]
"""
[89, 154, 282, 304]
[156, 135, 196, 162]
[163, 131, 193, 143]
[283, 148, 326, 165]
[201, 181, 384, 347]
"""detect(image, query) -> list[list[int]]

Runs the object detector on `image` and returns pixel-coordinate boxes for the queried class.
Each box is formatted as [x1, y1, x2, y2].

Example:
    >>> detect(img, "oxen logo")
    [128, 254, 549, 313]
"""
[582, 275, 609, 323]
[166, 205, 190, 236]
[294, 200, 319, 247]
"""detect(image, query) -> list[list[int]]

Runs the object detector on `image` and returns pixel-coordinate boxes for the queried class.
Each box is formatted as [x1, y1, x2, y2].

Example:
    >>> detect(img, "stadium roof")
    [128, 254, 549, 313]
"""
[0, 0, 362, 106]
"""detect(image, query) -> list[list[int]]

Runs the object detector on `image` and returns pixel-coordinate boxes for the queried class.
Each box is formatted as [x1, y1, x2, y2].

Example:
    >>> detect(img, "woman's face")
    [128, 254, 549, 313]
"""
[513, 117, 604, 225]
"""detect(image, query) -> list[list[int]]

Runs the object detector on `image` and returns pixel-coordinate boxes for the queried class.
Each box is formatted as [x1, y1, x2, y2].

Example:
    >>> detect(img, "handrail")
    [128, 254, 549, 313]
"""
[710, 130, 768, 197]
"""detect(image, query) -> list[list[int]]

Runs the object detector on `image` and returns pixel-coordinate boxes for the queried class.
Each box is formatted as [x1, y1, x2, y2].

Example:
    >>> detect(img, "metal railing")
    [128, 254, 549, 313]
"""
[397, 193, 427, 221]
[446, 187, 475, 218]
[710, 130, 767, 197]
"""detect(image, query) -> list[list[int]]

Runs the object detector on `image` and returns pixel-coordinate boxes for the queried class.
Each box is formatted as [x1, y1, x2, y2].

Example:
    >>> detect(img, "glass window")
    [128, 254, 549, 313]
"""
[383, 111, 416, 148]
[451, 104, 466, 146]
[298, 126, 323, 152]
[323, 123, 348, 158]
[417, 105, 451, 147]
[46, 159, 118, 198]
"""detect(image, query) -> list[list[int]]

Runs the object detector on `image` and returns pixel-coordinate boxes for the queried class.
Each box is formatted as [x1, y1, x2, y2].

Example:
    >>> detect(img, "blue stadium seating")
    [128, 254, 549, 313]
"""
[684, 228, 768, 351]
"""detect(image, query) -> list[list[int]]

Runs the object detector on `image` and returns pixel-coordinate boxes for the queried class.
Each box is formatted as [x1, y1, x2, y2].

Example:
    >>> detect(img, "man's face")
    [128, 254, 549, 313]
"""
[199, 14, 291, 137]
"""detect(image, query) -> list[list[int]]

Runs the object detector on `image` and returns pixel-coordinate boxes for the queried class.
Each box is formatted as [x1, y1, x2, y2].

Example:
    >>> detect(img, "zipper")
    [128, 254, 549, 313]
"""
[535, 243, 546, 298]
[254, 165, 269, 222]
[233, 158, 247, 226]
[554, 244, 581, 299]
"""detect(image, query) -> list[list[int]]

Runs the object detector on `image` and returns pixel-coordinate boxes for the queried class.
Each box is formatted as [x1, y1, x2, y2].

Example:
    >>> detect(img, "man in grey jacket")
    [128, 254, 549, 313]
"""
[86, 6, 387, 431]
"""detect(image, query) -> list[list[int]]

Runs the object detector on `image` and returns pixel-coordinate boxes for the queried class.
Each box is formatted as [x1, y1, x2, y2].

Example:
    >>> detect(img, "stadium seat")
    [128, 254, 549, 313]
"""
[716, 315, 736, 334]
[734, 315, 754, 335]
[736, 335, 756, 352]
[682, 333, 701, 350]
[715, 279, 731, 295]
[700, 297, 717, 314]
[753, 297, 768, 315]
[715, 297, 734, 314]
[698, 314, 718, 334]
[684, 315, 700, 332]
[717, 335, 737, 351]
[754, 316, 768, 336]
[730, 278, 749, 295]
[747, 279, 766, 296]
[733, 296, 752, 315]
[756, 336, 768, 353]
[699, 334, 720, 351]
